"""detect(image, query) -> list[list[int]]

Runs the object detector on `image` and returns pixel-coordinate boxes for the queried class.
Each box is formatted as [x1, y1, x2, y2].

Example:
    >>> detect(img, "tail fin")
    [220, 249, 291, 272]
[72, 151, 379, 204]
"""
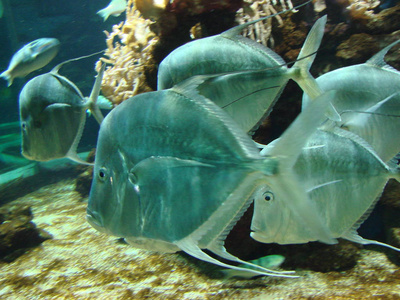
[0, 70, 13, 87]
[261, 90, 337, 244]
[96, 8, 110, 22]
[290, 15, 326, 100]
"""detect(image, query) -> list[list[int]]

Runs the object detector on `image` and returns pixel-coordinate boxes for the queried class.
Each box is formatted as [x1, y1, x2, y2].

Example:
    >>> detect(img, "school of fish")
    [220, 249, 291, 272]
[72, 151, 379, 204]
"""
[9, 4, 400, 279]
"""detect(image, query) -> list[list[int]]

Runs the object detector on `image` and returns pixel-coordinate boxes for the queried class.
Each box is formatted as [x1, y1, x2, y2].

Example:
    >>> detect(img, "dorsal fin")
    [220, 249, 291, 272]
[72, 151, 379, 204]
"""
[222, 0, 311, 37]
[366, 40, 400, 71]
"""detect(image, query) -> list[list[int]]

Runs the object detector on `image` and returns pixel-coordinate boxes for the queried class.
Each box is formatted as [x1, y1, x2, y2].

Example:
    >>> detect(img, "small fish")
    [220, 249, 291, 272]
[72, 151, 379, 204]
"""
[253, 126, 400, 252]
[158, 7, 327, 134]
[221, 254, 285, 279]
[0, 38, 60, 87]
[97, 0, 127, 21]
[302, 40, 400, 163]
[86, 78, 335, 278]
[19, 56, 107, 164]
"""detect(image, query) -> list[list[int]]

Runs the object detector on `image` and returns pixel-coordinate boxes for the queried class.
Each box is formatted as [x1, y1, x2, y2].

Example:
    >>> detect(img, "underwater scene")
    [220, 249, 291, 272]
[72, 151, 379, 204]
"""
[1, 0, 400, 298]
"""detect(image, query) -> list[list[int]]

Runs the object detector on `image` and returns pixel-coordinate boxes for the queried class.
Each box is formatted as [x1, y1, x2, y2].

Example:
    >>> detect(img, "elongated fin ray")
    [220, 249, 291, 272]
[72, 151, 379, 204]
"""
[342, 231, 400, 252]
[208, 242, 295, 275]
[51, 50, 105, 74]
[87, 63, 106, 124]
[66, 106, 90, 165]
[175, 239, 298, 278]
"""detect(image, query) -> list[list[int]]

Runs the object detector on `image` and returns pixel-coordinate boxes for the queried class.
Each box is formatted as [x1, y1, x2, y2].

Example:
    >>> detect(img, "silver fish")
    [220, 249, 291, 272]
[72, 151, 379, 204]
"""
[1, 38, 60, 87]
[19, 57, 106, 164]
[158, 11, 327, 134]
[97, 0, 127, 21]
[253, 127, 400, 251]
[86, 79, 336, 277]
[302, 40, 400, 162]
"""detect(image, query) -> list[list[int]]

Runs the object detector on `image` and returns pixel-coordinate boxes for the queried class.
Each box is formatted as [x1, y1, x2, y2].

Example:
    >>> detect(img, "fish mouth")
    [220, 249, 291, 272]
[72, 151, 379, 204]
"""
[21, 150, 34, 160]
[86, 210, 106, 233]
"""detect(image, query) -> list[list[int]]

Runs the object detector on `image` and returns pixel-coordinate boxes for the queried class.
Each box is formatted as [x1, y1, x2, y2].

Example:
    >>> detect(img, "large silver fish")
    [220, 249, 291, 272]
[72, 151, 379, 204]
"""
[86, 79, 336, 277]
[19, 58, 106, 164]
[252, 127, 400, 251]
[158, 10, 327, 134]
[302, 41, 400, 163]
[1, 38, 60, 87]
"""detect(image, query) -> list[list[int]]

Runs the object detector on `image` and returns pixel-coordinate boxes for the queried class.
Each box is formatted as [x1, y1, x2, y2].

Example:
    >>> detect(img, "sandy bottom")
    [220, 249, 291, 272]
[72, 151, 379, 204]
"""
[0, 179, 399, 299]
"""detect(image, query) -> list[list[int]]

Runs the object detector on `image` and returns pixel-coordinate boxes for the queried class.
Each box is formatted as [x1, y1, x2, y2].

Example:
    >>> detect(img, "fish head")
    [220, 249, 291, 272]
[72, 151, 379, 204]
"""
[19, 73, 84, 161]
[27, 38, 60, 63]
[250, 184, 320, 245]
[86, 114, 142, 239]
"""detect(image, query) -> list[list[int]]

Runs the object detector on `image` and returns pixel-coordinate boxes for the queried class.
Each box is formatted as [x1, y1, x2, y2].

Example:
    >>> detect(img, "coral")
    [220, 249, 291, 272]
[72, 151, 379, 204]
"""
[96, 0, 158, 106]
[236, 0, 296, 47]
[346, 0, 380, 22]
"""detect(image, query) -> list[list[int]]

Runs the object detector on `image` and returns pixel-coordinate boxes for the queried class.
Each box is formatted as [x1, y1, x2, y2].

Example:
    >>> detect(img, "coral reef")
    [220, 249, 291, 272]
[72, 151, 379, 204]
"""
[96, 0, 157, 105]
[346, 0, 380, 22]
[0, 206, 52, 262]
[236, 0, 295, 47]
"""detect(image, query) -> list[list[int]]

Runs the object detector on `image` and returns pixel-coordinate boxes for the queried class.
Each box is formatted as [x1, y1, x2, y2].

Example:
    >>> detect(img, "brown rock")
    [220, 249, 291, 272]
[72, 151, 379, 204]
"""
[0, 206, 52, 262]
[336, 33, 380, 63]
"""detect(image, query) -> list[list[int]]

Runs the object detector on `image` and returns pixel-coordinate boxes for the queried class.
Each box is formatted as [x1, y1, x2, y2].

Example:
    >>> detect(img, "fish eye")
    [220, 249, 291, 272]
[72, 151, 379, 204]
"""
[98, 168, 108, 181]
[21, 123, 26, 130]
[263, 191, 274, 201]
[128, 172, 137, 184]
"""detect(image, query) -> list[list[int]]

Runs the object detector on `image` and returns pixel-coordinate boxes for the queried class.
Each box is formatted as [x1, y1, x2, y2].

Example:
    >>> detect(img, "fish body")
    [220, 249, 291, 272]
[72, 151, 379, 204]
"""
[0, 38, 60, 87]
[158, 13, 327, 134]
[253, 127, 400, 249]
[19, 60, 105, 164]
[87, 80, 335, 277]
[97, 0, 127, 21]
[302, 41, 400, 162]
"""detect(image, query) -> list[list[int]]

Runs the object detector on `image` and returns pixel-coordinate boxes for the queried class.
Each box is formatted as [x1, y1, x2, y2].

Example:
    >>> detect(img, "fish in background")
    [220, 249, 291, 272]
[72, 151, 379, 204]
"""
[237, 40, 400, 264]
[0, 38, 60, 87]
[19, 56, 108, 165]
[157, 6, 329, 134]
[302, 40, 400, 163]
[86, 77, 336, 278]
[97, 0, 127, 21]
[253, 126, 400, 252]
